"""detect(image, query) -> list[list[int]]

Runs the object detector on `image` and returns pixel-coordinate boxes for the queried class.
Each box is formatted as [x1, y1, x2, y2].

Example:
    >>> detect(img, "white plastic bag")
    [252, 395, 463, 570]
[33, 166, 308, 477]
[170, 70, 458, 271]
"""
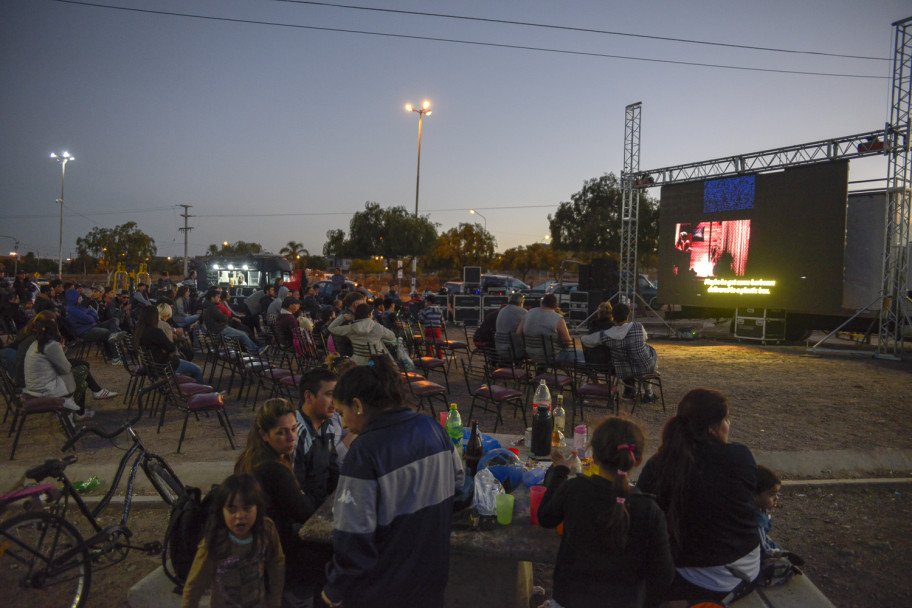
[471, 468, 504, 516]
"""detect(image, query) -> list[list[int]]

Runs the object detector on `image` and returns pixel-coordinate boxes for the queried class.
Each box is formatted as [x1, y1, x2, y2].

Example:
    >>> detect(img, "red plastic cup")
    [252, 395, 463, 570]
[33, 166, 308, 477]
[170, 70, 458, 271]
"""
[439, 412, 447, 427]
[507, 447, 519, 457]
[529, 485, 546, 526]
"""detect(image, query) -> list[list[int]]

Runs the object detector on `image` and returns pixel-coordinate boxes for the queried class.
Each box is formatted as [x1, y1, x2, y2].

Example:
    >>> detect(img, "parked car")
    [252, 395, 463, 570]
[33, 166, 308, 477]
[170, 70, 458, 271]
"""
[442, 281, 464, 295]
[472, 274, 530, 295]
[312, 279, 372, 303]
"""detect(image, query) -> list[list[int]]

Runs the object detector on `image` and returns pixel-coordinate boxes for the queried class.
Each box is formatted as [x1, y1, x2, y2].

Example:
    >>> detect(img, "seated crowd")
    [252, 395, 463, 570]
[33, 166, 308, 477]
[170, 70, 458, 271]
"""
[3, 270, 785, 608]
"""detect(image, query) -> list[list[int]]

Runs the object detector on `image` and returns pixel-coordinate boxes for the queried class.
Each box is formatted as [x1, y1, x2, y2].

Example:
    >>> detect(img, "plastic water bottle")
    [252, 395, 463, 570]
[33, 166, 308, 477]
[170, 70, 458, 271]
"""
[73, 475, 100, 493]
[574, 425, 588, 459]
[532, 379, 551, 414]
[445, 403, 463, 447]
[567, 451, 583, 476]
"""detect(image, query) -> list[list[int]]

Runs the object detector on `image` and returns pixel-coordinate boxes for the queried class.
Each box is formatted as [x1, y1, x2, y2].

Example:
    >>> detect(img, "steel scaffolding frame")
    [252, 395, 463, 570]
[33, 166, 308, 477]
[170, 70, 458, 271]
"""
[877, 16, 912, 358]
[618, 102, 641, 314]
[618, 16, 912, 358]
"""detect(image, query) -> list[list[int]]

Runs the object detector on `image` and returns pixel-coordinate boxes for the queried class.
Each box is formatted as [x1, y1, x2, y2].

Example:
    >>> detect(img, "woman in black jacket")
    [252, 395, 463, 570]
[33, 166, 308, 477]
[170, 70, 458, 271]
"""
[133, 306, 203, 383]
[636, 388, 760, 604]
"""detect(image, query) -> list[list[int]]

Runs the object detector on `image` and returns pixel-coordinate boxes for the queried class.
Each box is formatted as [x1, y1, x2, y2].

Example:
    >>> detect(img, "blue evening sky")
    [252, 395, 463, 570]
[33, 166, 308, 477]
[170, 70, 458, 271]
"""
[1, 0, 907, 262]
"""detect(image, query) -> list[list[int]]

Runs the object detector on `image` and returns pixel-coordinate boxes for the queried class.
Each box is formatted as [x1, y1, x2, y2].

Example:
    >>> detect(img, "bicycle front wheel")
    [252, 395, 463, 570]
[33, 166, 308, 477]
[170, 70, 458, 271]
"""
[0, 511, 92, 608]
[143, 455, 187, 508]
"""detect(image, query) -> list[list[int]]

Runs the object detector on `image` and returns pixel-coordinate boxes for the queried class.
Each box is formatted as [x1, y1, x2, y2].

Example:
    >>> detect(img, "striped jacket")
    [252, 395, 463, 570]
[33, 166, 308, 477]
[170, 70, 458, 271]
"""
[323, 407, 465, 607]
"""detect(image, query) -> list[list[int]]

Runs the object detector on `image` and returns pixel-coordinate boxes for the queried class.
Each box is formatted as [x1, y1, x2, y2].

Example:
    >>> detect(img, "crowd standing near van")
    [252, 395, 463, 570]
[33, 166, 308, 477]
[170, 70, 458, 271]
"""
[0, 267, 800, 608]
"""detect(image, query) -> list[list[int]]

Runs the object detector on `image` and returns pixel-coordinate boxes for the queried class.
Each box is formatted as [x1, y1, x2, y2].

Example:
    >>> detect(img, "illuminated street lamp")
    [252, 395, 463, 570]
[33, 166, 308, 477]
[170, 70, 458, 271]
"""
[469, 209, 487, 232]
[405, 99, 431, 293]
[50, 151, 74, 277]
[0, 235, 19, 274]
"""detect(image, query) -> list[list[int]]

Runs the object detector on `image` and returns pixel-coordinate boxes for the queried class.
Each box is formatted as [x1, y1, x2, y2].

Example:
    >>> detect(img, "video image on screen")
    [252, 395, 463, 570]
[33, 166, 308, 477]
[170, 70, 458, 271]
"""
[674, 220, 751, 278]
[658, 161, 849, 315]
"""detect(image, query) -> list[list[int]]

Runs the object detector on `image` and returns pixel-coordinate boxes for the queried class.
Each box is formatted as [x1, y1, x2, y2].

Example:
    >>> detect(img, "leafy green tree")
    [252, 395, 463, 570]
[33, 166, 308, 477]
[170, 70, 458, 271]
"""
[322, 202, 438, 260]
[499, 243, 562, 282]
[429, 223, 496, 273]
[323, 229, 347, 258]
[76, 222, 157, 280]
[205, 241, 263, 257]
[548, 173, 659, 264]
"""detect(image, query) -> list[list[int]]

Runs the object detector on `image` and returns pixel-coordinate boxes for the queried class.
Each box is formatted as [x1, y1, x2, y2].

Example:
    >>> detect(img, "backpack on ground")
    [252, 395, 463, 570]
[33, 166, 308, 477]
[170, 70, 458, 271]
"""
[162, 484, 218, 591]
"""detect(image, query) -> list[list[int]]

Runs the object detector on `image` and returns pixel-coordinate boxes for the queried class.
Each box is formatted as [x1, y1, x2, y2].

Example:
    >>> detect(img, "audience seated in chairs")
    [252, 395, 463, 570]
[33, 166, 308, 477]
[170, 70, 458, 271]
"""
[600, 302, 659, 403]
[64, 287, 119, 360]
[328, 303, 397, 365]
[200, 288, 264, 355]
[495, 292, 527, 359]
[518, 293, 582, 364]
[134, 306, 204, 384]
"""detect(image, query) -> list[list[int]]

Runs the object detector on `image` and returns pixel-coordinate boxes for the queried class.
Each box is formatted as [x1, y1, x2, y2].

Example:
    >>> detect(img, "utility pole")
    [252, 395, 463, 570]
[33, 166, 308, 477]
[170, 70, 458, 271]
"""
[178, 204, 193, 277]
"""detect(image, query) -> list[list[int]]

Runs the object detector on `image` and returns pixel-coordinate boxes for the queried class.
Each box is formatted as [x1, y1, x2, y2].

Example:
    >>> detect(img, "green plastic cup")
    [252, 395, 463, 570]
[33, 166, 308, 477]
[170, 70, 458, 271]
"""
[496, 493, 515, 525]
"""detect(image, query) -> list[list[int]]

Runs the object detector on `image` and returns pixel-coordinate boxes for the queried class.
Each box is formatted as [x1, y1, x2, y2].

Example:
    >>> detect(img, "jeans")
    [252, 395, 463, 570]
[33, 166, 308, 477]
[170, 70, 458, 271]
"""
[175, 359, 204, 384]
[222, 326, 258, 353]
[174, 315, 199, 328]
[557, 348, 584, 364]
[0, 348, 15, 374]
[80, 327, 115, 357]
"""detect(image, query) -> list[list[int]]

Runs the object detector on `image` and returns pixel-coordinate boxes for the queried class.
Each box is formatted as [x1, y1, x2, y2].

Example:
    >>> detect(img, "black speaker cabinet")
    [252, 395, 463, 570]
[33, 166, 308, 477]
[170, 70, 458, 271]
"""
[463, 266, 481, 284]
[590, 258, 618, 290]
[578, 264, 592, 291]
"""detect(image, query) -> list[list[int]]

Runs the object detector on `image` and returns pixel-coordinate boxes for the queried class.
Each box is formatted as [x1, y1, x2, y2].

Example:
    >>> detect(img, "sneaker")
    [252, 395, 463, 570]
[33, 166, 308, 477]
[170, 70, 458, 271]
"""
[70, 410, 96, 423]
[93, 388, 118, 400]
[257, 345, 270, 356]
[641, 392, 659, 403]
[111, 357, 124, 366]
[62, 397, 81, 412]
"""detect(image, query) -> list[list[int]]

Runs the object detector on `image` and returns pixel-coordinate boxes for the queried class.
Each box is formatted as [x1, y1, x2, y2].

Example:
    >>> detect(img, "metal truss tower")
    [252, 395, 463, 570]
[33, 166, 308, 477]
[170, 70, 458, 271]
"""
[878, 16, 912, 358]
[619, 102, 642, 316]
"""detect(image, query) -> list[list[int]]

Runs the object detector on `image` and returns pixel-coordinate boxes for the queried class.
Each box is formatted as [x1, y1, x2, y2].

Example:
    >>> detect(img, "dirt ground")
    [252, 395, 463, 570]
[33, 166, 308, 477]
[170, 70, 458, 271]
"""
[2, 333, 911, 607]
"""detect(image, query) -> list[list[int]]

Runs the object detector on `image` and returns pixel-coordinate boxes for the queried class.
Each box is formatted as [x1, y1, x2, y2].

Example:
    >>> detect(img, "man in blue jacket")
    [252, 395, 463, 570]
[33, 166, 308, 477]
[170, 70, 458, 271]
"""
[65, 289, 120, 360]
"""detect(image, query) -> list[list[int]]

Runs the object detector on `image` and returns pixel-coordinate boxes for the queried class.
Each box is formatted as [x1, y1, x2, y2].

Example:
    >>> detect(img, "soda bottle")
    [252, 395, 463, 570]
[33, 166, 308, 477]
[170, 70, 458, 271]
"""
[445, 403, 463, 447]
[73, 475, 100, 493]
[531, 393, 554, 459]
[464, 420, 484, 476]
[552, 393, 566, 447]
[532, 379, 551, 413]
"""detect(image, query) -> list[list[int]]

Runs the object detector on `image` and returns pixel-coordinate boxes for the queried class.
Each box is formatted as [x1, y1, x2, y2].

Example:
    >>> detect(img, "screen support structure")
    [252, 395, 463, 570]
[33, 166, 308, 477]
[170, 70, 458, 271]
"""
[618, 103, 641, 314]
[878, 16, 912, 359]
[628, 16, 912, 359]
[617, 103, 677, 334]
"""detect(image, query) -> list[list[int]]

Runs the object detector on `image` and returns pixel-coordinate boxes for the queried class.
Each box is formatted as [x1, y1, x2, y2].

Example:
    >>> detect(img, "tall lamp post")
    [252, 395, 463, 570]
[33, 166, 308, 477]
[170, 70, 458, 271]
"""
[50, 151, 74, 277]
[469, 209, 487, 232]
[405, 100, 431, 294]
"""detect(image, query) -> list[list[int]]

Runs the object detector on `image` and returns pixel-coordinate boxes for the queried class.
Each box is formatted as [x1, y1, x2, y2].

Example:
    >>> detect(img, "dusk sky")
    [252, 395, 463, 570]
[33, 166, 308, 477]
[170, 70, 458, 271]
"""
[2, 0, 908, 265]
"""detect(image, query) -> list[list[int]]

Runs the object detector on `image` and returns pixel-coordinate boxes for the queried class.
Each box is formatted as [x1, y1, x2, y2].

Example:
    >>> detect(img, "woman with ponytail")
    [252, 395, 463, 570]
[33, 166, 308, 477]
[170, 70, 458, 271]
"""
[637, 388, 760, 605]
[538, 417, 674, 608]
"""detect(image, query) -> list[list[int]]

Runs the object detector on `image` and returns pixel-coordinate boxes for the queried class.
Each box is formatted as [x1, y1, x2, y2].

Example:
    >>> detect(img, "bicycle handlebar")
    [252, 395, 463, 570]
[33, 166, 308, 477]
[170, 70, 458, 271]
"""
[61, 380, 168, 452]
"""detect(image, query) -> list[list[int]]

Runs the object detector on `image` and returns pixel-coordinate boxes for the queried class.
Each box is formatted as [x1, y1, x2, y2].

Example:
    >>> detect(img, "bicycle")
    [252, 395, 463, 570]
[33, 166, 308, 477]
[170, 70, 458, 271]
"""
[0, 381, 188, 608]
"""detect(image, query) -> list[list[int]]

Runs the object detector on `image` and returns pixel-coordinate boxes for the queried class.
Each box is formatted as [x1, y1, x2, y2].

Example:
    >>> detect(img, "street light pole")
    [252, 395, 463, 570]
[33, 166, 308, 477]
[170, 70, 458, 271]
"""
[50, 151, 74, 278]
[405, 100, 431, 294]
[470, 209, 487, 232]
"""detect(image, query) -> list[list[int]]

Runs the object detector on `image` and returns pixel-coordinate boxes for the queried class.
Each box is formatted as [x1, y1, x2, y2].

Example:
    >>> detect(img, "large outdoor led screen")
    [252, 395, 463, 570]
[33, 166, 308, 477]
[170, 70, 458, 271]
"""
[658, 161, 849, 315]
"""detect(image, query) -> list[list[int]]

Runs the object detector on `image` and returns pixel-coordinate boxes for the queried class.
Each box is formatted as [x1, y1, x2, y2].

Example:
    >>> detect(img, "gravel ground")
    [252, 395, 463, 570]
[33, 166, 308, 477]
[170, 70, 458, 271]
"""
[2, 332, 911, 607]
